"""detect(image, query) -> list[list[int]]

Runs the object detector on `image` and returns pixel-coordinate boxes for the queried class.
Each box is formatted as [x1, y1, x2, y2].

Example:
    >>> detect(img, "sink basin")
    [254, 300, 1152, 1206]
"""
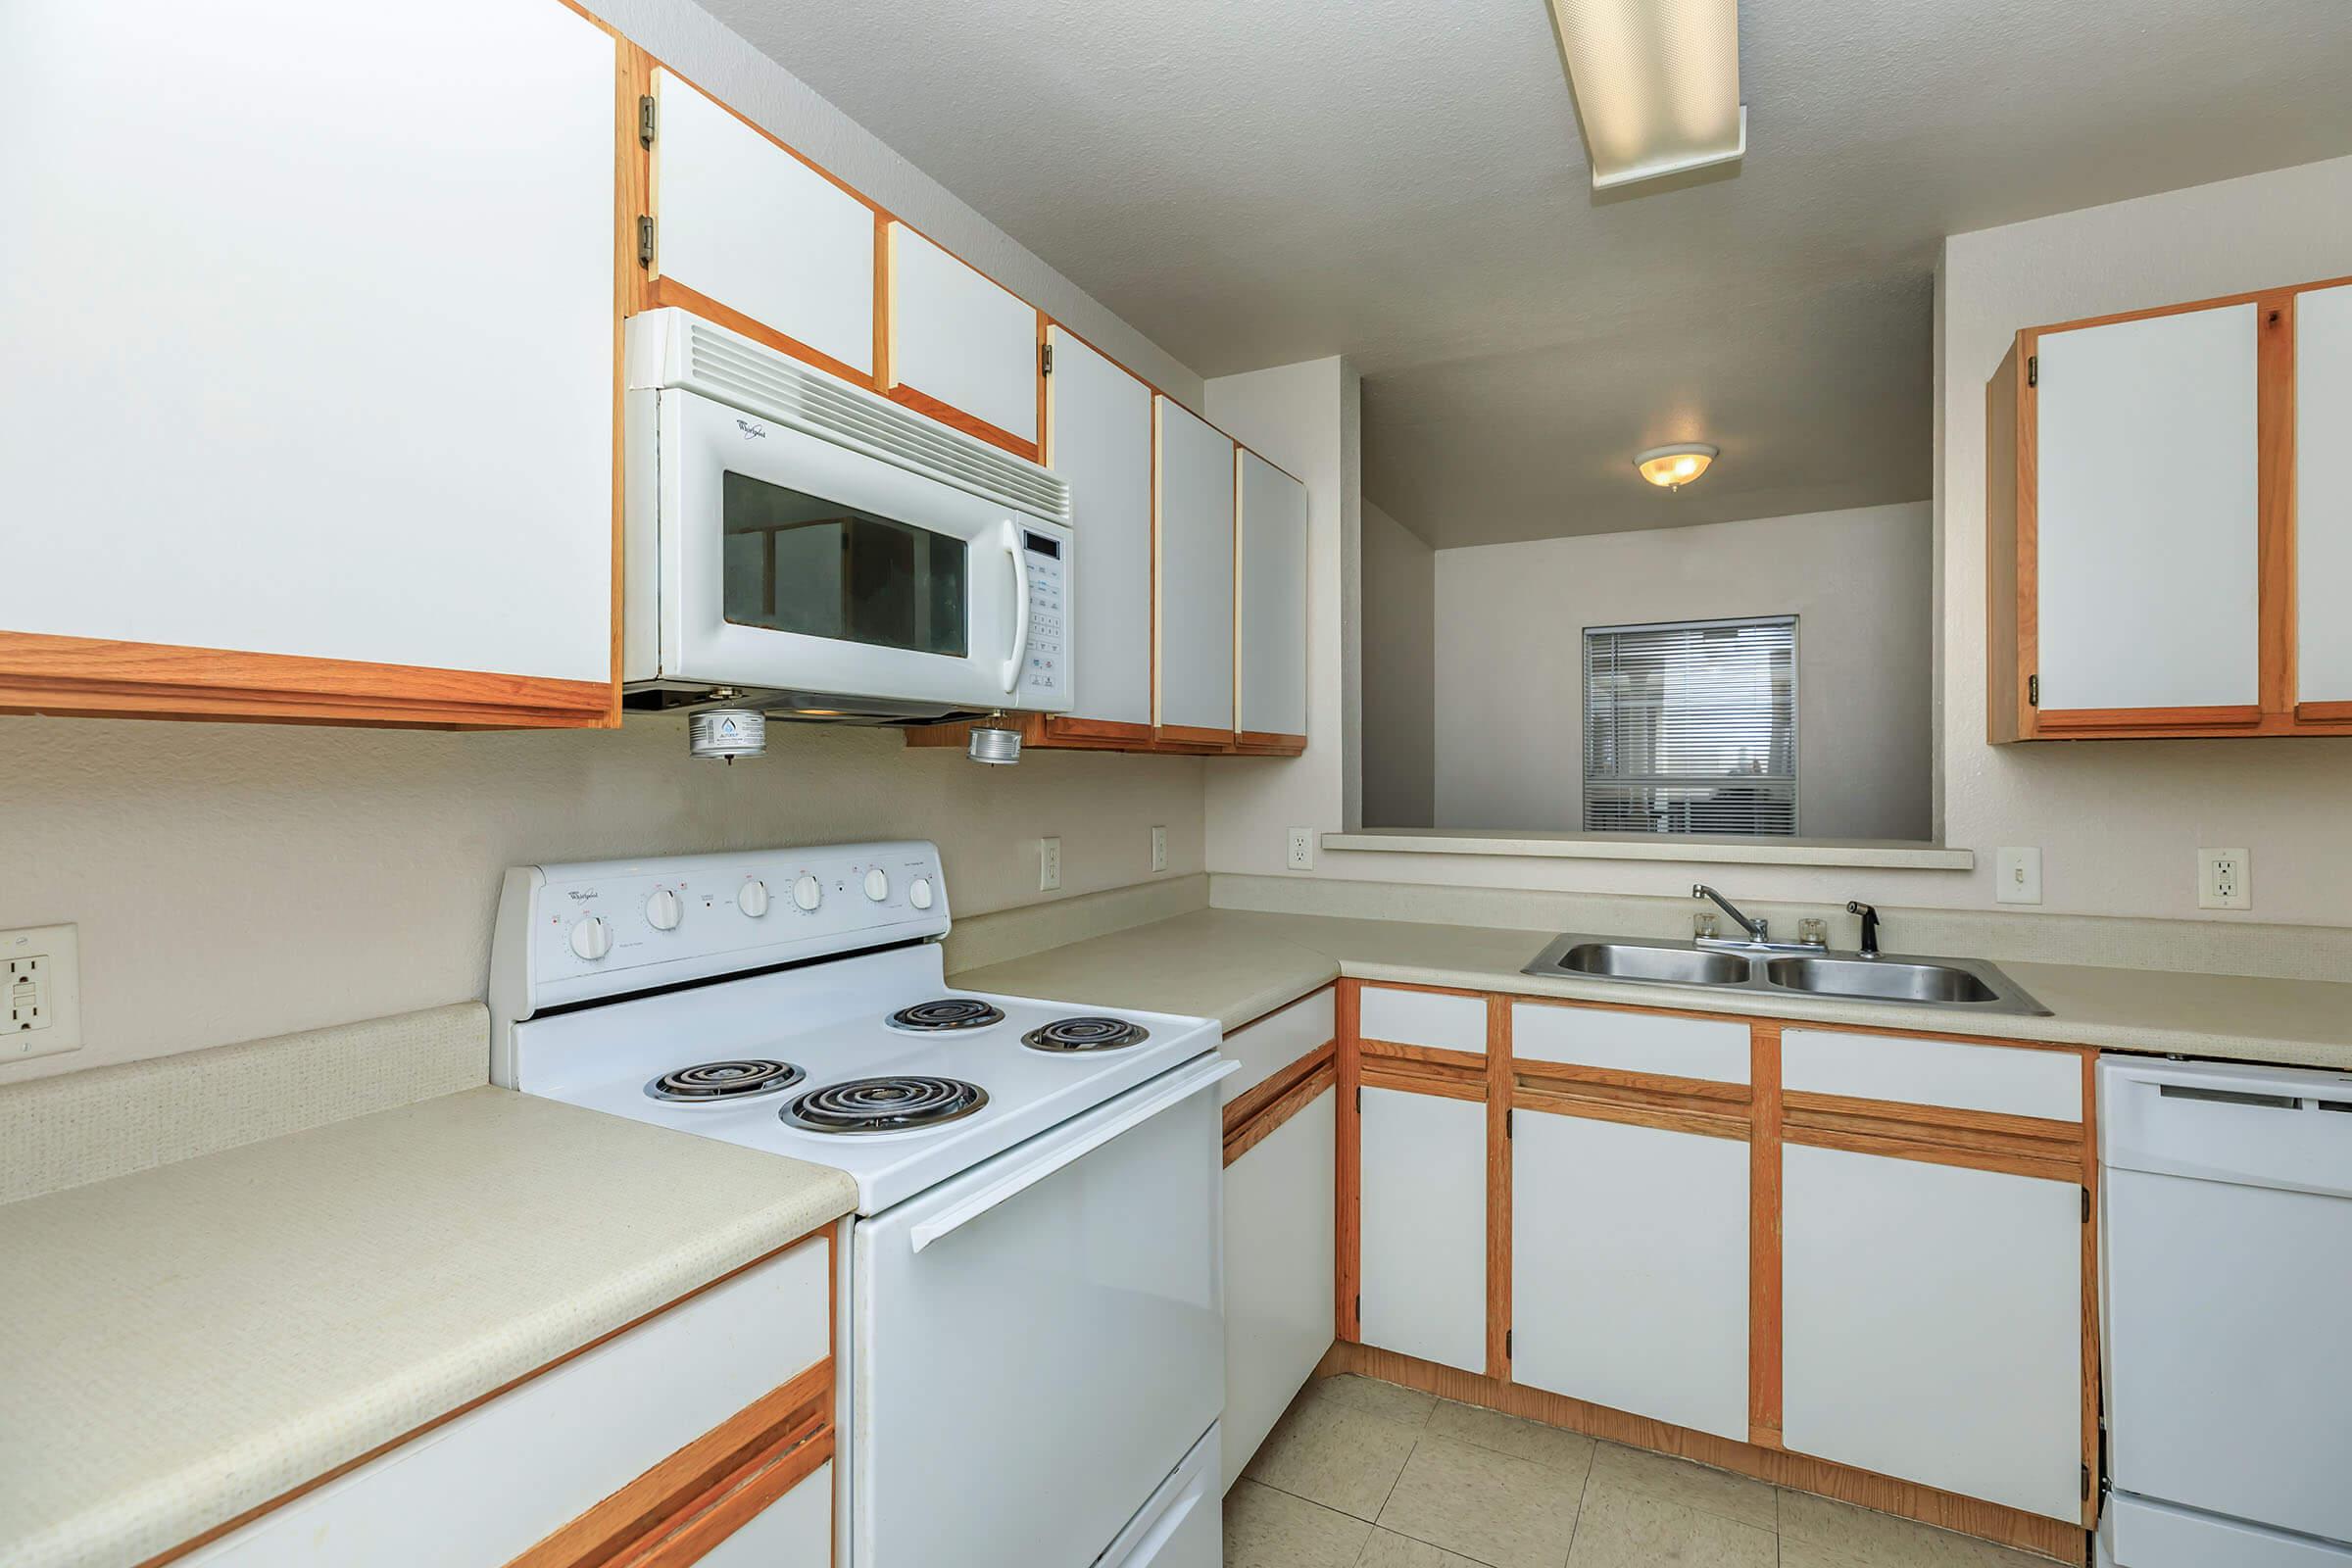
[1553, 943, 1751, 986]
[1763, 956, 1999, 1004]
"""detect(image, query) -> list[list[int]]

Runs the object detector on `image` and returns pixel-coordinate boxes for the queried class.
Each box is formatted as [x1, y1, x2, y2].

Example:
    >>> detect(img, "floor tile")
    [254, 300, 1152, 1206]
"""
[1581, 1441, 1777, 1530]
[1425, 1398, 1598, 1480]
[1563, 1485, 1778, 1568]
[1776, 1490, 2058, 1567]
[1246, 1376, 1424, 1519]
[1355, 1526, 1490, 1567]
[1225, 1479, 1374, 1568]
[1376, 1432, 1583, 1568]
[1315, 1372, 1441, 1427]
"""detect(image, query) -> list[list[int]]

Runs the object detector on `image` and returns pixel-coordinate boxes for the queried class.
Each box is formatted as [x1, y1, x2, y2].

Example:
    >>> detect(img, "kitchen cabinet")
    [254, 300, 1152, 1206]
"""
[1153, 397, 1240, 746]
[885, 221, 1043, 458]
[1782, 1146, 2082, 1522]
[1044, 327, 1155, 741]
[0, 0, 619, 729]
[1235, 450, 1309, 750]
[1986, 270, 2352, 739]
[1356, 1086, 1487, 1373]
[1222, 1088, 1336, 1489]
[648, 68, 878, 381]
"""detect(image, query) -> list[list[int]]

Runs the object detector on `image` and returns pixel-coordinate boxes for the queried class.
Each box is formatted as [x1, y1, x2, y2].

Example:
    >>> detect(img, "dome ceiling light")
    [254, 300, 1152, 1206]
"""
[1635, 442, 1719, 491]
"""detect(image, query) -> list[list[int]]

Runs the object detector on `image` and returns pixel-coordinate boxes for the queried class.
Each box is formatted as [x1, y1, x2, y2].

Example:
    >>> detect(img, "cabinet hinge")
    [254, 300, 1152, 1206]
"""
[2082, 1185, 2091, 1224]
[638, 93, 658, 147]
[1506, 1108, 1514, 1139]
[1355, 1086, 1361, 1112]
[2028, 673, 2039, 708]
[637, 215, 656, 270]
[1353, 1293, 1361, 1323]
[2028, 354, 2038, 387]
[1040, 341, 1054, 376]
[1505, 1328, 1513, 1357]
[2082, 1461, 2091, 1500]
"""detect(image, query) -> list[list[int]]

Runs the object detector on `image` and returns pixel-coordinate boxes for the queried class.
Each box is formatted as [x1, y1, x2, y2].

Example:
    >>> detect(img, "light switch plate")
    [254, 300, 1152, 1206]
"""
[1995, 847, 2043, 906]
[1151, 825, 1167, 873]
[1286, 827, 1314, 871]
[2198, 847, 2249, 910]
[4, 923, 82, 1065]
[1038, 837, 1061, 893]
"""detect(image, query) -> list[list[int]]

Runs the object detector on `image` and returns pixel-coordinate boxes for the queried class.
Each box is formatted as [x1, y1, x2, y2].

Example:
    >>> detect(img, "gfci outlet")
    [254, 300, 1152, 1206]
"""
[1286, 827, 1314, 871]
[1038, 837, 1061, 893]
[3, 923, 82, 1064]
[1150, 825, 1168, 873]
[2198, 847, 2249, 910]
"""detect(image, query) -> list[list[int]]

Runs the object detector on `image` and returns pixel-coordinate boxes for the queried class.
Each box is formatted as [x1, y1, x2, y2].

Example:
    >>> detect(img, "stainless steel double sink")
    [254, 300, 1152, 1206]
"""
[1521, 933, 2050, 1016]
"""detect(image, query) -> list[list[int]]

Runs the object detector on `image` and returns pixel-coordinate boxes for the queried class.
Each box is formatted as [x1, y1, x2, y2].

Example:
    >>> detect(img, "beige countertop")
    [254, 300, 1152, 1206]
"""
[954, 906, 2352, 1070]
[0, 1086, 857, 1568]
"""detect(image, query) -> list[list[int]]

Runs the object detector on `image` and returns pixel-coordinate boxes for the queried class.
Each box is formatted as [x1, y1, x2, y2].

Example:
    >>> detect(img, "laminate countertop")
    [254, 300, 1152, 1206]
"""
[952, 906, 2352, 1071]
[0, 1086, 857, 1568]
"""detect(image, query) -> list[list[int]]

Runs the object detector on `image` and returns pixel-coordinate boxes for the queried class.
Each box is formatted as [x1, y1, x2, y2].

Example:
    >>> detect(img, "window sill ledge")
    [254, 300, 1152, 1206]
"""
[1320, 829, 1975, 871]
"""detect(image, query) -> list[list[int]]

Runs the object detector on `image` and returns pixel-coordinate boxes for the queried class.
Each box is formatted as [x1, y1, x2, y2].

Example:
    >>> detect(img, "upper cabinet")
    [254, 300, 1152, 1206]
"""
[1045, 328, 1155, 737]
[1153, 397, 1239, 745]
[1986, 273, 2352, 740]
[884, 223, 1042, 459]
[1236, 450, 1310, 749]
[0, 0, 619, 728]
[648, 70, 877, 381]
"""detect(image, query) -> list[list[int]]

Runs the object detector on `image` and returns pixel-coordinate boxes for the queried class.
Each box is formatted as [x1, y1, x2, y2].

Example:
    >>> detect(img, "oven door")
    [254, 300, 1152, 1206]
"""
[850, 1054, 1230, 1568]
[654, 386, 1066, 710]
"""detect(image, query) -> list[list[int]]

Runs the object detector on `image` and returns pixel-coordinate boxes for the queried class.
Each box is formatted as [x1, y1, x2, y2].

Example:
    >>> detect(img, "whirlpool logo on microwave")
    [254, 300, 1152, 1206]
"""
[736, 418, 767, 440]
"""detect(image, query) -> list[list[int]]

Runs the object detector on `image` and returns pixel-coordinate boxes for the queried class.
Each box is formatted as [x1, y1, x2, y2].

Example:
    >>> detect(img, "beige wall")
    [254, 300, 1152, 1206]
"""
[1429, 504, 1933, 841]
[1360, 501, 1436, 827]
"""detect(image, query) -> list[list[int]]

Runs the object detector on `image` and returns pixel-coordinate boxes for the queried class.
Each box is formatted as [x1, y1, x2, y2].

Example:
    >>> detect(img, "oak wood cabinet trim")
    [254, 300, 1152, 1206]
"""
[1484, 996, 1513, 1382]
[1223, 1042, 1336, 1144]
[1335, 980, 1363, 1343]
[882, 384, 1041, 462]
[1233, 729, 1309, 755]
[646, 275, 873, 391]
[1747, 1022, 1785, 1447]
[1224, 1058, 1337, 1166]
[1511, 1086, 1749, 1143]
[1360, 1056, 1486, 1102]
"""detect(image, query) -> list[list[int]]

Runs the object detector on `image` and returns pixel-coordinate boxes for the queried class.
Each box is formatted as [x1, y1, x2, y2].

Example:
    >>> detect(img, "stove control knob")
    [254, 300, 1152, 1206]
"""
[645, 889, 682, 931]
[567, 915, 612, 961]
[793, 873, 823, 912]
[737, 879, 770, 917]
[863, 867, 890, 903]
[908, 876, 935, 911]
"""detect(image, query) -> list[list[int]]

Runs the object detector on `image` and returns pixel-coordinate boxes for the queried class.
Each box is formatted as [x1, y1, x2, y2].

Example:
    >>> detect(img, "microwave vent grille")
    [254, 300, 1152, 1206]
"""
[683, 325, 1070, 525]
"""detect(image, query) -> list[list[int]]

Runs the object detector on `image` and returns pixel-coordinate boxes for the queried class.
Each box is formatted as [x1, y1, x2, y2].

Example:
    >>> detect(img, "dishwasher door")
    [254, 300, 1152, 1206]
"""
[2100, 1055, 2352, 1555]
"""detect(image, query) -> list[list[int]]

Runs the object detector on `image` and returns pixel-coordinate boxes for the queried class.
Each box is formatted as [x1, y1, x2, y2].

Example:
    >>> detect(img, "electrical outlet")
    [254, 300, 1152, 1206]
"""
[1151, 825, 1167, 873]
[1996, 847, 2043, 906]
[1038, 837, 1061, 892]
[2198, 847, 2249, 910]
[1286, 827, 1314, 871]
[3, 923, 81, 1064]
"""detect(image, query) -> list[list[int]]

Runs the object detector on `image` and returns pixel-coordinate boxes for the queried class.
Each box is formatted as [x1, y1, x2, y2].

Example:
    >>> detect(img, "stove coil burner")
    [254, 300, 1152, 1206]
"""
[784, 1076, 990, 1135]
[886, 998, 1007, 1033]
[646, 1058, 807, 1102]
[1022, 1016, 1151, 1054]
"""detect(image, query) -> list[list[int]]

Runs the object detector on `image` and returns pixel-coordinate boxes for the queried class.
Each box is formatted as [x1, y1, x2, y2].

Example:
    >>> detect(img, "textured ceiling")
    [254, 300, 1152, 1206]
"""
[700, 0, 2352, 547]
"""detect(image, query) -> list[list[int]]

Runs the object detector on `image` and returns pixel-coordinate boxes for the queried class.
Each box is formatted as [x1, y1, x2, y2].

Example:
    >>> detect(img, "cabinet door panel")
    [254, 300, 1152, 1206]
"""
[1047, 328, 1152, 726]
[1783, 1146, 2081, 1521]
[2035, 304, 2259, 711]
[2298, 283, 2352, 706]
[1154, 399, 1237, 735]
[1237, 451, 1308, 737]
[888, 223, 1039, 447]
[654, 70, 875, 379]
[1512, 1112, 1748, 1440]
[1358, 1088, 1485, 1372]
[1222, 1091, 1335, 1488]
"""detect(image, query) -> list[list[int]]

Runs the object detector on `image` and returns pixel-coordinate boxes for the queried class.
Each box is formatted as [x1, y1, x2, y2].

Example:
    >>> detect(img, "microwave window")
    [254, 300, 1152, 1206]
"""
[720, 471, 968, 658]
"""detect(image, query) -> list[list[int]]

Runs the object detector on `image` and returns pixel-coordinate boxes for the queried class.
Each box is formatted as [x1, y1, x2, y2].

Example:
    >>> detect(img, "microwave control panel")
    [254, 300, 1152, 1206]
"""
[1012, 526, 1071, 710]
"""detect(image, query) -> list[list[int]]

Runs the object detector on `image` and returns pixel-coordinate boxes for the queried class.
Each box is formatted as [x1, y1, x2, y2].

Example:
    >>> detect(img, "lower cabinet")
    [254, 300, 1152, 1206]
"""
[1358, 1087, 1487, 1373]
[1511, 1109, 1749, 1441]
[1782, 1146, 2082, 1521]
[1221, 1088, 1335, 1489]
[693, 1459, 832, 1568]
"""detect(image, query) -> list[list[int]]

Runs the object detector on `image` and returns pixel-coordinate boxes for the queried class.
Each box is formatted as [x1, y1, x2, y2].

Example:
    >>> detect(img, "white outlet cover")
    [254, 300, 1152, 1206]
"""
[1995, 847, 2043, 906]
[1286, 827, 1314, 871]
[3, 923, 82, 1065]
[1151, 825, 1168, 873]
[2198, 847, 2249, 910]
[1038, 837, 1061, 892]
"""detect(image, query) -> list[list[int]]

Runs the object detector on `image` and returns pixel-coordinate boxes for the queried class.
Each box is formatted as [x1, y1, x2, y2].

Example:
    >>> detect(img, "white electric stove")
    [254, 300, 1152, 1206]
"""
[489, 841, 1228, 1568]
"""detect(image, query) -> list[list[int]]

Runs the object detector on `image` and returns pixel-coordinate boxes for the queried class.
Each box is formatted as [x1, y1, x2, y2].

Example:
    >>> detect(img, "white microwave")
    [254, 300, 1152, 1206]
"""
[621, 309, 1072, 722]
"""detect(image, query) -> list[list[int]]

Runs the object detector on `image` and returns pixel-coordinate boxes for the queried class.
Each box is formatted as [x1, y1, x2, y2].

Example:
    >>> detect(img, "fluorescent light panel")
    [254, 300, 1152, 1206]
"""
[1545, 0, 1745, 189]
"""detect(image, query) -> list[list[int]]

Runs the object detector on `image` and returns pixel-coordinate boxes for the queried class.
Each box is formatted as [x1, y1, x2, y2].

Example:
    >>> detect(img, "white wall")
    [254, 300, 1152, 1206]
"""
[1360, 501, 1435, 828]
[1429, 505, 1933, 841]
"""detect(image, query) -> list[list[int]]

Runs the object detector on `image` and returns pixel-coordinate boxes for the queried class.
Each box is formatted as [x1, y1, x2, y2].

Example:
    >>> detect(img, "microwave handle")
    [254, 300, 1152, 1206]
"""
[1001, 519, 1030, 694]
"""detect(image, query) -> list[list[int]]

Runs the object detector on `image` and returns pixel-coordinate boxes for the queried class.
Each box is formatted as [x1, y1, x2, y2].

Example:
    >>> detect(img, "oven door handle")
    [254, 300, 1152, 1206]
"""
[908, 1054, 1238, 1255]
[1001, 518, 1030, 694]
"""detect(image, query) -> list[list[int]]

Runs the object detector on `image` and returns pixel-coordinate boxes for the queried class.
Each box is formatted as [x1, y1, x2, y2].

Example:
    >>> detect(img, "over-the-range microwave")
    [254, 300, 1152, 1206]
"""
[621, 308, 1072, 722]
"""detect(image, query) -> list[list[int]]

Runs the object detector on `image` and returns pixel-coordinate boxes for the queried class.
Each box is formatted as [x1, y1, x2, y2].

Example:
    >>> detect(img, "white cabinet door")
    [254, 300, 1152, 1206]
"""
[887, 222, 1039, 447]
[1047, 328, 1152, 727]
[1236, 450, 1309, 738]
[1511, 1112, 1748, 1441]
[697, 1459, 831, 1568]
[0, 0, 614, 684]
[1222, 1090, 1335, 1489]
[653, 70, 874, 379]
[2035, 303, 2259, 711]
[2298, 283, 2352, 705]
[1358, 1088, 1485, 1372]
[1154, 398, 1238, 735]
[1783, 1146, 2082, 1521]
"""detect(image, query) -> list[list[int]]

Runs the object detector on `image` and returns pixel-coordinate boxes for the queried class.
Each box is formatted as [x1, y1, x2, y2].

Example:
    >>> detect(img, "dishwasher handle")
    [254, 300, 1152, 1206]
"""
[907, 1054, 1239, 1254]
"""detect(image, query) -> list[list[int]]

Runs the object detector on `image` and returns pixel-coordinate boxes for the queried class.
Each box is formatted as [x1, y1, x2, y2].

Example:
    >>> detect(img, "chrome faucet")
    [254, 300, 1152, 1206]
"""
[1691, 884, 1769, 945]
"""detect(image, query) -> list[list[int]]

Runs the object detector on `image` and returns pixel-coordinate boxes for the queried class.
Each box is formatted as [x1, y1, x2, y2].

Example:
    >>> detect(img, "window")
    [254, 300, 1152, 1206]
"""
[1583, 615, 1797, 836]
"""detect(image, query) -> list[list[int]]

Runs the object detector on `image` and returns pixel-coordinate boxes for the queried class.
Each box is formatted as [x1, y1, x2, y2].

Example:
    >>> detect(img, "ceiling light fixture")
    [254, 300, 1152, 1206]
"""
[1635, 443, 1718, 491]
[1544, 0, 1746, 190]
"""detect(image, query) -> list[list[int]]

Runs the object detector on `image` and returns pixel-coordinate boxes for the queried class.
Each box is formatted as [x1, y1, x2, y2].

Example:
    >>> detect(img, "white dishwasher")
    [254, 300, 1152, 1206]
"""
[2098, 1055, 2352, 1567]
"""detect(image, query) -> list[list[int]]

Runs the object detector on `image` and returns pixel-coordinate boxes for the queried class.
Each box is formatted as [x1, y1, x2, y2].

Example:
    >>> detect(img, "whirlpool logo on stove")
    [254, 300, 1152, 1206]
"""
[736, 418, 767, 440]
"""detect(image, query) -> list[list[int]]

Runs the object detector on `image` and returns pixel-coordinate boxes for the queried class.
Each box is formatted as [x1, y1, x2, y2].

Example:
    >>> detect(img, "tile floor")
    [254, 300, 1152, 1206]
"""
[1224, 1373, 2073, 1568]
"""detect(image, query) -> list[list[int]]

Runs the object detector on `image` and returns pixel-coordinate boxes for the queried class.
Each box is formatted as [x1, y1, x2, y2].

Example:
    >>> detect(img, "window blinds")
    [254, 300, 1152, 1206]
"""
[1583, 615, 1797, 836]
